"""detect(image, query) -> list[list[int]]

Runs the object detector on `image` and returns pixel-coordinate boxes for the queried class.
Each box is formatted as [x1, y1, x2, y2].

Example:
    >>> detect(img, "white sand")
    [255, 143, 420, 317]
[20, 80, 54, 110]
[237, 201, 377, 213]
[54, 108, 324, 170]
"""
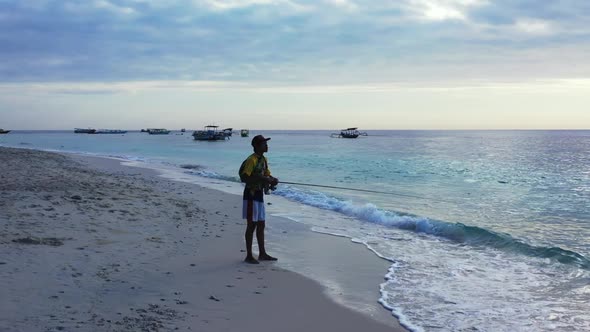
[0, 147, 406, 332]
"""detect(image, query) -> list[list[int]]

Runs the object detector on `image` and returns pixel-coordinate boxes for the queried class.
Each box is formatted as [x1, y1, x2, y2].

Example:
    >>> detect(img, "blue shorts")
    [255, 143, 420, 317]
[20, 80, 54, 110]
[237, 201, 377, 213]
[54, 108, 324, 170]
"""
[242, 188, 265, 222]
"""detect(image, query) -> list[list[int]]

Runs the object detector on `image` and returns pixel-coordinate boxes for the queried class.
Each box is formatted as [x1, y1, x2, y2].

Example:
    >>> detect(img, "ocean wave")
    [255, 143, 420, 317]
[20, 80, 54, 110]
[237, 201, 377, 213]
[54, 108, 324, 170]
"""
[273, 186, 590, 269]
[180, 164, 204, 170]
[183, 168, 239, 183]
[105, 154, 147, 162]
[184, 167, 590, 269]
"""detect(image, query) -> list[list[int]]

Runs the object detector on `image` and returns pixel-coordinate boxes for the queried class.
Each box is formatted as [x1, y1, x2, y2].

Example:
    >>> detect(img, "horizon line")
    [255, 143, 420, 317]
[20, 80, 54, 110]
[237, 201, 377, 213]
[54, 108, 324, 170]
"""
[4, 128, 590, 132]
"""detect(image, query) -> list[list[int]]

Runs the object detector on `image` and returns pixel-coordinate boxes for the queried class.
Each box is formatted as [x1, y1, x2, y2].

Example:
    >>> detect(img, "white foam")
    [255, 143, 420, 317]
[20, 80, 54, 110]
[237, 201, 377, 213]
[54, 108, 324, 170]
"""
[255, 185, 590, 331]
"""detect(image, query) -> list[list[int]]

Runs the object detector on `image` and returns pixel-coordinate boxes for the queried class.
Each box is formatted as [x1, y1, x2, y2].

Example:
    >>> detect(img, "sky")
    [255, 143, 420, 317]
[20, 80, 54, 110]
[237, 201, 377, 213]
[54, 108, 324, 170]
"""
[1, 0, 589, 130]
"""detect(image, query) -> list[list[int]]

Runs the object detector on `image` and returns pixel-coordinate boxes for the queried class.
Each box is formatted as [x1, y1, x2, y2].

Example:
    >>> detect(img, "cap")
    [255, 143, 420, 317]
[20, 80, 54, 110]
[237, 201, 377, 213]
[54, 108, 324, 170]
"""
[251, 135, 271, 147]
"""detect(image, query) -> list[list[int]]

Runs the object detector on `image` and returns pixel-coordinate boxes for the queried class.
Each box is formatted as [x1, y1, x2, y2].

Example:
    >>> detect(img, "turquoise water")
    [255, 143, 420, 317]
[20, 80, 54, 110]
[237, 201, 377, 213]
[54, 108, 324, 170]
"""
[2, 130, 589, 331]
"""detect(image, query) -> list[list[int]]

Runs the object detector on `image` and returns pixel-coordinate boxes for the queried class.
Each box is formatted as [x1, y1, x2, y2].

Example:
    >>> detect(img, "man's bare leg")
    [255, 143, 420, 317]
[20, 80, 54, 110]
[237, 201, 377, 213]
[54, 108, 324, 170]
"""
[256, 221, 277, 261]
[245, 220, 259, 264]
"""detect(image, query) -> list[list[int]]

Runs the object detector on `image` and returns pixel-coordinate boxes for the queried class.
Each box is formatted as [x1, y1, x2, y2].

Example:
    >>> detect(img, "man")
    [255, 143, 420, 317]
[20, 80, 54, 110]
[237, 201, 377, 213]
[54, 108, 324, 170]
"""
[240, 135, 279, 264]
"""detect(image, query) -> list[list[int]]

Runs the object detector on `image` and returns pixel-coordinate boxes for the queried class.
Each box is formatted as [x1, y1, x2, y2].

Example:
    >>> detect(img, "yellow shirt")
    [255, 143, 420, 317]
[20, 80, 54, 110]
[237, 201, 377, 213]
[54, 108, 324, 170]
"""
[240, 153, 271, 190]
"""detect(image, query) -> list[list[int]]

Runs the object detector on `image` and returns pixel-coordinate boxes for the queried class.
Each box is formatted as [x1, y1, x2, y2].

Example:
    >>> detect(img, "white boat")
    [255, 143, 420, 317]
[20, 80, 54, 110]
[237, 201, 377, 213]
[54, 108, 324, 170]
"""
[222, 128, 233, 137]
[331, 127, 360, 138]
[93, 129, 128, 134]
[147, 128, 171, 135]
[74, 128, 96, 134]
[192, 125, 228, 141]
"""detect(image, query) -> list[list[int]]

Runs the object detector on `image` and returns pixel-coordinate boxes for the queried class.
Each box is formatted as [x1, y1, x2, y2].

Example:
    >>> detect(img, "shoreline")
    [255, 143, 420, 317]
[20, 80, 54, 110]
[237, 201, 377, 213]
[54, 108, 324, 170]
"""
[0, 147, 407, 332]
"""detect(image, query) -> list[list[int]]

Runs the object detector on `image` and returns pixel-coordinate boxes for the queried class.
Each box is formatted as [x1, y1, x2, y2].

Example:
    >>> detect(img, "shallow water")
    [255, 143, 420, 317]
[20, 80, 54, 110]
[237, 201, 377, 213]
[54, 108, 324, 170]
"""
[2, 130, 589, 331]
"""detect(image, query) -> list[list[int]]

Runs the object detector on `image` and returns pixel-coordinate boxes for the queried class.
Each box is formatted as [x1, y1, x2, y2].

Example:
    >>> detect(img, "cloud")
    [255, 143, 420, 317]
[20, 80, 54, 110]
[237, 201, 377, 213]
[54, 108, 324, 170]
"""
[0, 0, 589, 84]
[4, 77, 590, 96]
[402, 0, 488, 22]
[323, 0, 358, 11]
[202, 0, 281, 11]
[513, 18, 555, 35]
[197, 0, 313, 15]
[94, 0, 136, 15]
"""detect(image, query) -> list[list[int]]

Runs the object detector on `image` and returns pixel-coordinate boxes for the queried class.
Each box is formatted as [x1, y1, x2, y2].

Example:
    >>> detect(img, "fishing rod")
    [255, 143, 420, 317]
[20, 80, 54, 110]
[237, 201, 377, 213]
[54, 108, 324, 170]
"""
[278, 181, 456, 204]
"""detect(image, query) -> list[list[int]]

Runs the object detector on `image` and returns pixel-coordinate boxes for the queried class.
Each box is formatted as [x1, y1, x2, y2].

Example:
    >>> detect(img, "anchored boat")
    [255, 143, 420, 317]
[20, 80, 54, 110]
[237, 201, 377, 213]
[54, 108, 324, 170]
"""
[147, 128, 171, 135]
[74, 128, 96, 134]
[331, 127, 360, 138]
[240, 129, 249, 137]
[93, 129, 127, 134]
[222, 128, 233, 137]
[192, 125, 228, 141]
[0, 129, 10, 134]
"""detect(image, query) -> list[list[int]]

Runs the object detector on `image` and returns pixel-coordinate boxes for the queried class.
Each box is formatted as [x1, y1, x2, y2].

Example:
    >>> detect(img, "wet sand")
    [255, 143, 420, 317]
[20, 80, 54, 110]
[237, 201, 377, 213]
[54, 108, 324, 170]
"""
[0, 147, 406, 332]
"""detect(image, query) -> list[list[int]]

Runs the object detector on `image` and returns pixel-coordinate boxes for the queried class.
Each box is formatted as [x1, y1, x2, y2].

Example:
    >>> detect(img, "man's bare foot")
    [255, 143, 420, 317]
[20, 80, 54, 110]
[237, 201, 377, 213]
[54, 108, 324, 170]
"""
[244, 256, 260, 264]
[258, 254, 278, 261]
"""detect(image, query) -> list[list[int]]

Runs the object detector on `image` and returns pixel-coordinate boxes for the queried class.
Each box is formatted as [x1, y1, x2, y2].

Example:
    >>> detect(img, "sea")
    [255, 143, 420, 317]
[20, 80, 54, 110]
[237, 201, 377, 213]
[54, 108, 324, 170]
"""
[1, 130, 589, 332]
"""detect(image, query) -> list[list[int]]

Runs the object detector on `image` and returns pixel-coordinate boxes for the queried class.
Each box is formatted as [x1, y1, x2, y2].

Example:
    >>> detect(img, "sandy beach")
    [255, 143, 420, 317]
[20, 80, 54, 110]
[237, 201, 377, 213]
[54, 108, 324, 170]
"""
[0, 147, 405, 332]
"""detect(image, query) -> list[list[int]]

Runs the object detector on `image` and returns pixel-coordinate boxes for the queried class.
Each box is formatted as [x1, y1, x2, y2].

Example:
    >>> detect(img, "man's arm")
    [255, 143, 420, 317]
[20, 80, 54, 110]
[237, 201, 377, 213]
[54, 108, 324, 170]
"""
[264, 157, 279, 186]
[240, 157, 272, 186]
[243, 173, 273, 186]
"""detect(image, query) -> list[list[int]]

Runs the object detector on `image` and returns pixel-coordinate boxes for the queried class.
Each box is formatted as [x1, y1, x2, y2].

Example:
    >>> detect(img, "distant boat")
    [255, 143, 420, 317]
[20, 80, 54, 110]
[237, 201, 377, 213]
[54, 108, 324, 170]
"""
[0, 129, 10, 134]
[181, 128, 186, 133]
[192, 125, 228, 141]
[331, 127, 360, 138]
[240, 129, 249, 137]
[222, 128, 233, 137]
[140, 129, 147, 133]
[74, 128, 96, 134]
[147, 128, 171, 135]
[92, 129, 128, 134]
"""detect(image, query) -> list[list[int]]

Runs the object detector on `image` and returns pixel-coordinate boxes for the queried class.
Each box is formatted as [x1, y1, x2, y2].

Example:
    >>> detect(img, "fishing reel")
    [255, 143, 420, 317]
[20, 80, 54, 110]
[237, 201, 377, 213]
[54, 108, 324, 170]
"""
[264, 184, 277, 195]
[264, 177, 278, 195]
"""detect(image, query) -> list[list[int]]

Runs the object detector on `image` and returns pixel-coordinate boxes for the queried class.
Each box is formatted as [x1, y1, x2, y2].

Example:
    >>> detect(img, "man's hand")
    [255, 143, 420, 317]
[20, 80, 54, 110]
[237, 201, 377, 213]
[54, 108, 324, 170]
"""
[270, 177, 279, 186]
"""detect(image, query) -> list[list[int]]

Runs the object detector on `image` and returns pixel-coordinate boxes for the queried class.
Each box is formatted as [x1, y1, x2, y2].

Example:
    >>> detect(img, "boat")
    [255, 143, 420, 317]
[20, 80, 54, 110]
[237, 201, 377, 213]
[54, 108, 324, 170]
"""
[192, 125, 228, 141]
[240, 129, 249, 137]
[74, 128, 96, 134]
[0, 129, 10, 134]
[140, 129, 147, 133]
[181, 128, 186, 133]
[331, 127, 360, 138]
[222, 128, 233, 137]
[147, 128, 171, 135]
[92, 129, 128, 134]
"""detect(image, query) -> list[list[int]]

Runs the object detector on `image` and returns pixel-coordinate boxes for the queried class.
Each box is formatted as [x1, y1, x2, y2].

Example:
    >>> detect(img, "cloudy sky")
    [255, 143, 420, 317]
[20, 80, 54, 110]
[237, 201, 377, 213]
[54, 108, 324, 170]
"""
[1, 0, 589, 129]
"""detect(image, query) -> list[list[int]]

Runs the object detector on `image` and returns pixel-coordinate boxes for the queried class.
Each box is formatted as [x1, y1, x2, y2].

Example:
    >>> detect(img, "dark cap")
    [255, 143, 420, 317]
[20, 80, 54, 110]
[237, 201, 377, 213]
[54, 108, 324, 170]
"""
[251, 135, 271, 147]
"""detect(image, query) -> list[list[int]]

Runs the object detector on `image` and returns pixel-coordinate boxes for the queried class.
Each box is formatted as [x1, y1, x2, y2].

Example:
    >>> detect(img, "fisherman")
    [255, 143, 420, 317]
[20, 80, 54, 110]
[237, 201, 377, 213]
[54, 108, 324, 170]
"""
[240, 135, 279, 264]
